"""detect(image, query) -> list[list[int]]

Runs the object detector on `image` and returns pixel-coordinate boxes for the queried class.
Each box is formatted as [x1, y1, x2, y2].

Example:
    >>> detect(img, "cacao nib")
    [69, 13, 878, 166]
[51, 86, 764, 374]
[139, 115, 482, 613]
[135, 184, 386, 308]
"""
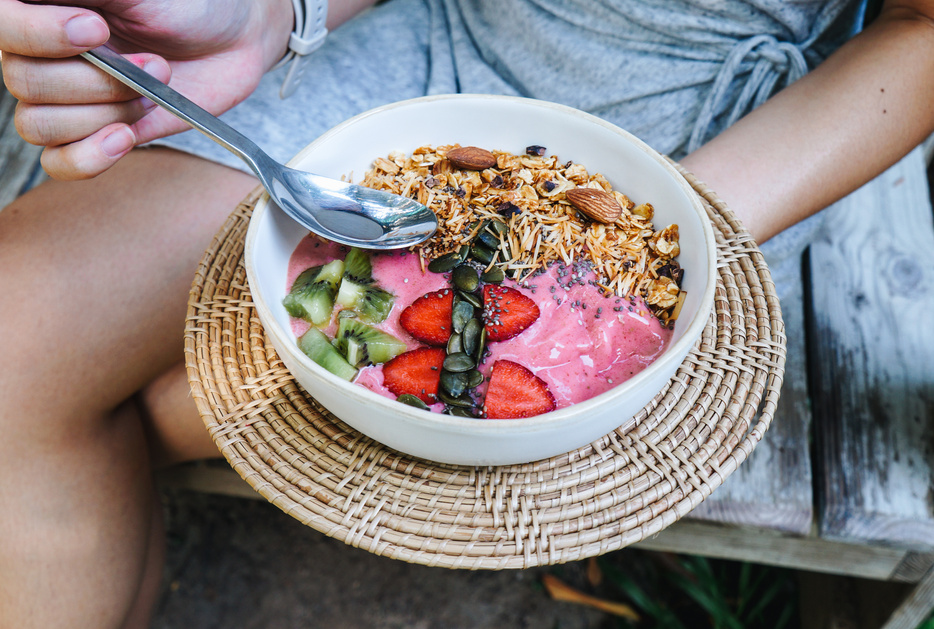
[495, 202, 521, 218]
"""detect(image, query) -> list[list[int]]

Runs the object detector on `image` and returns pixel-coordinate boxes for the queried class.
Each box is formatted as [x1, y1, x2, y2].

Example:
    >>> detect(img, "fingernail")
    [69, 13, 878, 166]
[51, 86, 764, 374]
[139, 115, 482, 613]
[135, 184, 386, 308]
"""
[139, 97, 157, 111]
[65, 14, 108, 47]
[100, 127, 135, 158]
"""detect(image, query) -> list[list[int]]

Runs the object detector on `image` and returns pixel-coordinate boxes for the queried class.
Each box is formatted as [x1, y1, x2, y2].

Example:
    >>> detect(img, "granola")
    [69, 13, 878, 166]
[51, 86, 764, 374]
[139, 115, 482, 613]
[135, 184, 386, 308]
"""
[357, 145, 685, 325]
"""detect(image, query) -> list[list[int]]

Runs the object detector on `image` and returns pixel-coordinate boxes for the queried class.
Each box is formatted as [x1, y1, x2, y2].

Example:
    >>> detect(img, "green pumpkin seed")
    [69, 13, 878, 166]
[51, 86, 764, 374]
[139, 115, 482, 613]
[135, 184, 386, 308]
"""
[452, 265, 480, 293]
[476, 230, 500, 250]
[462, 318, 482, 356]
[440, 370, 468, 397]
[480, 266, 505, 284]
[470, 244, 496, 265]
[452, 300, 475, 333]
[446, 332, 462, 355]
[427, 249, 467, 273]
[439, 389, 474, 408]
[396, 394, 429, 410]
[474, 327, 488, 362]
[466, 369, 484, 388]
[490, 221, 509, 236]
[449, 406, 478, 418]
[457, 290, 482, 309]
[443, 352, 475, 373]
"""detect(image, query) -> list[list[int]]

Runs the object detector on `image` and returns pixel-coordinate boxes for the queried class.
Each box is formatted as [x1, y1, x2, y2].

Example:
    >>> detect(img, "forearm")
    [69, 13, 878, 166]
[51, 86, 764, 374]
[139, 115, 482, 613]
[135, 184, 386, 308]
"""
[680, 0, 934, 243]
[327, 0, 380, 30]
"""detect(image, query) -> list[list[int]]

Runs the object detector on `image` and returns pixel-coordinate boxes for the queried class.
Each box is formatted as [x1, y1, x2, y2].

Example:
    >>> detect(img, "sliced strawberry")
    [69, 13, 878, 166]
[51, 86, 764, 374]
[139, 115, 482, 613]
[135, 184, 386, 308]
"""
[382, 347, 446, 404]
[483, 360, 556, 419]
[399, 289, 454, 346]
[482, 285, 540, 342]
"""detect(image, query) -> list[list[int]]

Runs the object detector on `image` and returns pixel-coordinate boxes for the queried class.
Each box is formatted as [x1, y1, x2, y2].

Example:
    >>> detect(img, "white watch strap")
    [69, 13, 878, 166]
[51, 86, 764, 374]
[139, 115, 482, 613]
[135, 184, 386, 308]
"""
[277, 0, 328, 98]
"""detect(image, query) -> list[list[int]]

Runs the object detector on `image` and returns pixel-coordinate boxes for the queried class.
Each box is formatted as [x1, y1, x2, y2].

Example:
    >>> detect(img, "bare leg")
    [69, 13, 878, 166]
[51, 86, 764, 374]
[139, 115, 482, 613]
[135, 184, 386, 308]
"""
[0, 148, 256, 628]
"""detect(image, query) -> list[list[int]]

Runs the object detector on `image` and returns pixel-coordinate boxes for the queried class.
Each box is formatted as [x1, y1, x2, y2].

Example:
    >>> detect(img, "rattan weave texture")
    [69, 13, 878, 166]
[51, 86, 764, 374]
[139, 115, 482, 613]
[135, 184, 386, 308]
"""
[184, 168, 786, 569]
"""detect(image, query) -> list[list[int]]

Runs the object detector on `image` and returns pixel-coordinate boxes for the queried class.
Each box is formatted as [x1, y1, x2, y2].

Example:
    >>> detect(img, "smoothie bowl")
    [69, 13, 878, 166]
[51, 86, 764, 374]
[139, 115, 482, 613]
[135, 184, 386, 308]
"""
[244, 94, 717, 466]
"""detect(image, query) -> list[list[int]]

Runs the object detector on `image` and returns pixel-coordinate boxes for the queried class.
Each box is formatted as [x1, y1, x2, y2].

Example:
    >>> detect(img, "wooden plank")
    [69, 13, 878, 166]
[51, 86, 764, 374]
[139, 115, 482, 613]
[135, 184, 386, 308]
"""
[807, 147, 934, 550]
[882, 563, 934, 629]
[0, 82, 45, 208]
[157, 462, 260, 501]
[634, 519, 919, 582]
[688, 272, 813, 534]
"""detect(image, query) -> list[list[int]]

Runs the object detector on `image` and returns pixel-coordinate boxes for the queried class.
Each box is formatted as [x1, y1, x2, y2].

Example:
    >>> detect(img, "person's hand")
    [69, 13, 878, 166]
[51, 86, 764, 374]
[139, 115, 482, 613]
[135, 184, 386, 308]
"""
[0, 0, 293, 179]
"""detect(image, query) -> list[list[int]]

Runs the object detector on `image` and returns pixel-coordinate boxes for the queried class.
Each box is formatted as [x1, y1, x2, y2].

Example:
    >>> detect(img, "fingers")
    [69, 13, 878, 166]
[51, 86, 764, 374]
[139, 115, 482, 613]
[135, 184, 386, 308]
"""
[3, 48, 174, 180]
[39, 123, 138, 181]
[0, 0, 109, 57]
[15, 98, 157, 146]
[2, 53, 171, 104]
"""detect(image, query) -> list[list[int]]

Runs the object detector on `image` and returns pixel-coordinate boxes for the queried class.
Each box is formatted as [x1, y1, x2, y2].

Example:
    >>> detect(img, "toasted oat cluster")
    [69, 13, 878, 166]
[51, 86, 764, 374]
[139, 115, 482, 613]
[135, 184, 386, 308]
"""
[357, 145, 686, 324]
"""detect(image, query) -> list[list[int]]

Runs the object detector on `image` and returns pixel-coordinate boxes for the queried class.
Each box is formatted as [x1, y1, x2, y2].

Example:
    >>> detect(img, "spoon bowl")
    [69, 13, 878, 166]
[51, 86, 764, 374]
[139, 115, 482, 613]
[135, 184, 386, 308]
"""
[81, 45, 437, 249]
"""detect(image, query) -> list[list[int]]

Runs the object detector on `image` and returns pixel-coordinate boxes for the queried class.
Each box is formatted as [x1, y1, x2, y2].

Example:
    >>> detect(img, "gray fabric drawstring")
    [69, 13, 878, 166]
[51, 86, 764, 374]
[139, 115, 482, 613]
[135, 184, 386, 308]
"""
[688, 34, 809, 153]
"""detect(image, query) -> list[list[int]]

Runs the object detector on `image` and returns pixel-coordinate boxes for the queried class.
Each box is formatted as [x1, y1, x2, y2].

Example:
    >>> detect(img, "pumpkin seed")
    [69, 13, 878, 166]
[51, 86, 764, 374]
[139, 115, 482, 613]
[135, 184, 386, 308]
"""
[470, 243, 496, 265]
[396, 394, 429, 410]
[489, 220, 509, 236]
[476, 230, 500, 250]
[443, 352, 475, 373]
[452, 300, 475, 333]
[449, 406, 478, 418]
[461, 318, 482, 356]
[480, 266, 505, 284]
[439, 389, 474, 408]
[440, 370, 468, 397]
[474, 327, 488, 362]
[466, 369, 484, 388]
[452, 265, 480, 293]
[427, 249, 467, 273]
[446, 332, 462, 355]
[457, 290, 482, 309]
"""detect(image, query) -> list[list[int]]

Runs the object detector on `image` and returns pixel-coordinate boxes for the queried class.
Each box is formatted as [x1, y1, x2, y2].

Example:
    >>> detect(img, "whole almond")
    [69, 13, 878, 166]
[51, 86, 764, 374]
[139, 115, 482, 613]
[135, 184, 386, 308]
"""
[446, 146, 497, 171]
[565, 187, 623, 223]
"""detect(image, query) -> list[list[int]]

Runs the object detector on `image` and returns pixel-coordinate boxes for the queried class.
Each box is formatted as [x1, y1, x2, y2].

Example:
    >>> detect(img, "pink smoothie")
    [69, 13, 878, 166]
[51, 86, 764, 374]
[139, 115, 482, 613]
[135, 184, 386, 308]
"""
[286, 236, 671, 410]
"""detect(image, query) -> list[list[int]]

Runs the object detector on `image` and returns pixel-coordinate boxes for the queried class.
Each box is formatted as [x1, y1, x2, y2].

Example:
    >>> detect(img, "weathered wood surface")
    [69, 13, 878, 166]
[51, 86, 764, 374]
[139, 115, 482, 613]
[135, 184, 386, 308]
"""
[0, 82, 45, 209]
[883, 563, 934, 629]
[688, 274, 814, 534]
[808, 147, 934, 551]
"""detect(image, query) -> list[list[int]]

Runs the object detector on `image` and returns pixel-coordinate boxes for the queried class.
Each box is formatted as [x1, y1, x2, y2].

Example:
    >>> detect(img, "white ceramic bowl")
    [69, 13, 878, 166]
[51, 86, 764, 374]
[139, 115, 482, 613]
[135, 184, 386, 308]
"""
[245, 94, 716, 466]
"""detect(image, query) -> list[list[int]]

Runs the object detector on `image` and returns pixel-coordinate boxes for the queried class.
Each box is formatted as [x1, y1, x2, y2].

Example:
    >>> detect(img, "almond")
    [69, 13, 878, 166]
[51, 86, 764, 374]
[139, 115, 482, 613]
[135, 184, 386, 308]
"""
[565, 187, 623, 223]
[446, 146, 497, 171]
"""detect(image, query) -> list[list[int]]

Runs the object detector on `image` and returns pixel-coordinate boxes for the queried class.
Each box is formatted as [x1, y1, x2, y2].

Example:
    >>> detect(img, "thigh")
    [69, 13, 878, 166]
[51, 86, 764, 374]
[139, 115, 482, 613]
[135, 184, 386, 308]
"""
[0, 147, 257, 439]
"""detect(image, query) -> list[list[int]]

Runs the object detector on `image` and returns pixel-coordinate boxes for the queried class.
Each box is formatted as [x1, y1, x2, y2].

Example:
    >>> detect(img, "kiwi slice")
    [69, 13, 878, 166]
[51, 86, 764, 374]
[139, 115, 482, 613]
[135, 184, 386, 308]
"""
[336, 279, 394, 323]
[282, 259, 343, 326]
[333, 318, 407, 366]
[283, 265, 321, 319]
[342, 247, 373, 284]
[297, 327, 357, 381]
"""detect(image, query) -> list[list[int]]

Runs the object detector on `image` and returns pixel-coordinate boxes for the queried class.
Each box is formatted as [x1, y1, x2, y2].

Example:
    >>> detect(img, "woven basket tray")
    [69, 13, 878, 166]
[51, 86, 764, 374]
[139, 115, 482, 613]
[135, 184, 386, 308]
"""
[184, 166, 786, 569]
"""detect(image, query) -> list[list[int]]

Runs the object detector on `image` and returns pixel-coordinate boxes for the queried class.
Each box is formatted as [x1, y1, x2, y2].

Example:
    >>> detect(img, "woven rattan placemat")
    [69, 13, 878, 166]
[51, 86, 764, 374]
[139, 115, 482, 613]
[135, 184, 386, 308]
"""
[184, 167, 786, 569]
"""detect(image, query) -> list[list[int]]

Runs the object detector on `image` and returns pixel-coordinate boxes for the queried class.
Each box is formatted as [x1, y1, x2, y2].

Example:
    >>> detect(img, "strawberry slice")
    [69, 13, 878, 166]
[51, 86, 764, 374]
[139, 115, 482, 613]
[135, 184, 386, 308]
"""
[483, 360, 556, 419]
[382, 347, 446, 404]
[399, 289, 453, 346]
[482, 285, 540, 342]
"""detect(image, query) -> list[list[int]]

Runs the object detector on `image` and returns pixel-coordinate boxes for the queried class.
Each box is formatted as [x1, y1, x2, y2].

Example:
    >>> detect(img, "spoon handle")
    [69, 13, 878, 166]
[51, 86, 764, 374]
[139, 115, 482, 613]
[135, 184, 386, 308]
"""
[81, 46, 272, 178]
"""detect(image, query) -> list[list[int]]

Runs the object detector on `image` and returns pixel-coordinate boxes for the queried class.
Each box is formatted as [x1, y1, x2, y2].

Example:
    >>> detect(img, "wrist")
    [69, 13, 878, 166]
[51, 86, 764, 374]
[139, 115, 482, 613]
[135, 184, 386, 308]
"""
[256, 0, 297, 73]
[272, 0, 329, 98]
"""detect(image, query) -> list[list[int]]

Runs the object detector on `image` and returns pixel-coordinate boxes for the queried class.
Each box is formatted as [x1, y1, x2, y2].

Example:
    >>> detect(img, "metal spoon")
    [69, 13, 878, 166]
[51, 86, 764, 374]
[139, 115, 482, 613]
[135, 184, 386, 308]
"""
[81, 45, 437, 249]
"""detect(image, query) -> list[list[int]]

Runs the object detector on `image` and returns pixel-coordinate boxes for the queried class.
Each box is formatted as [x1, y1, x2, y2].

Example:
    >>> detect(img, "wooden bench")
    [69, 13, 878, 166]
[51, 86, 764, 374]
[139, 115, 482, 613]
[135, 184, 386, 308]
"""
[3, 82, 932, 628]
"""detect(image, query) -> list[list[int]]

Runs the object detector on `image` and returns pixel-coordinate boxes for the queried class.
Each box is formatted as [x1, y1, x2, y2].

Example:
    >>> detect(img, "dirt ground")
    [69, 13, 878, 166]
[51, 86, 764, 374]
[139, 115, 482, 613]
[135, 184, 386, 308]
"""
[152, 490, 613, 629]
